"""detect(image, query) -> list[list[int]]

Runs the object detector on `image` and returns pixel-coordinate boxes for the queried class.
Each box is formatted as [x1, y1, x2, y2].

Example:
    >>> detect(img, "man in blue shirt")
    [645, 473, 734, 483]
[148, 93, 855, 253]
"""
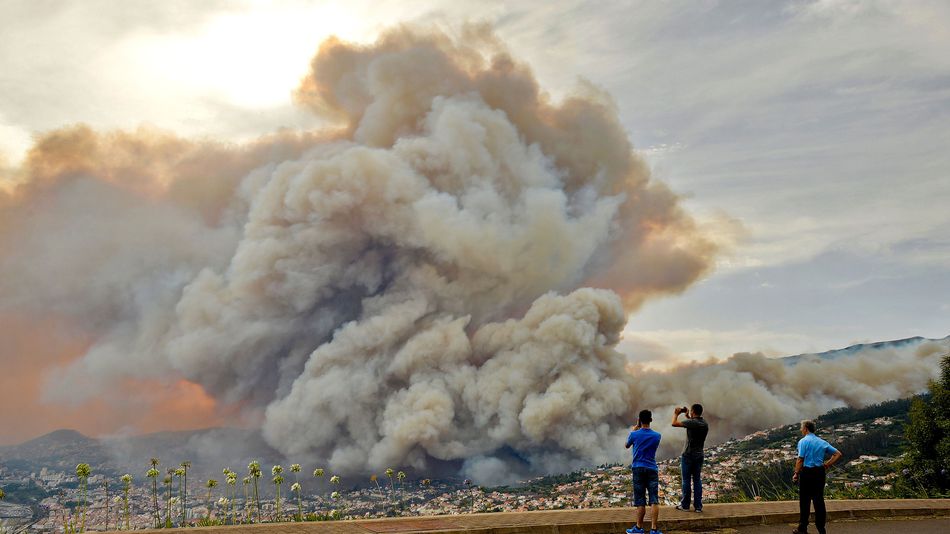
[625, 409, 662, 534]
[792, 420, 842, 534]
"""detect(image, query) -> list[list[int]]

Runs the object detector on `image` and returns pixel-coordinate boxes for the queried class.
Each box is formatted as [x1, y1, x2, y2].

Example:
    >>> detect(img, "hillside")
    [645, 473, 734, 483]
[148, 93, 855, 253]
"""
[0, 429, 109, 474]
[417, 397, 916, 513]
[0, 396, 924, 528]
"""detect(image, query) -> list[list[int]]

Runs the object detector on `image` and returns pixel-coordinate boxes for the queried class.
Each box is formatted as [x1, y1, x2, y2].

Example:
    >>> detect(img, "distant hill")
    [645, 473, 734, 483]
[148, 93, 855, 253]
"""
[781, 335, 948, 365]
[0, 429, 109, 473]
[0, 427, 283, 481]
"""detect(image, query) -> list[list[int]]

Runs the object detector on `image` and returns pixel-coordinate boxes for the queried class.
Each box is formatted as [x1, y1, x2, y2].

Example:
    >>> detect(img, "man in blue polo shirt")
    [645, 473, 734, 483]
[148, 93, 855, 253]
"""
[625, 409, 662, 534]
[792, 419, 842, 534]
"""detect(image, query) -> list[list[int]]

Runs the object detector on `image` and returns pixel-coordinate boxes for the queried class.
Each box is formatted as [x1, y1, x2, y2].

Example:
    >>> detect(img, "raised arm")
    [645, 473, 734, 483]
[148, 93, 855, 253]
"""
[671, 407, 685, 427]
[625, 425, 640, 449]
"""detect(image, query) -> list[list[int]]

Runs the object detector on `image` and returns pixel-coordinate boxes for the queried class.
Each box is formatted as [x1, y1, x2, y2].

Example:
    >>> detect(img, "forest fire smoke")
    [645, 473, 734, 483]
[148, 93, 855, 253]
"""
[0, 25, 942, 484]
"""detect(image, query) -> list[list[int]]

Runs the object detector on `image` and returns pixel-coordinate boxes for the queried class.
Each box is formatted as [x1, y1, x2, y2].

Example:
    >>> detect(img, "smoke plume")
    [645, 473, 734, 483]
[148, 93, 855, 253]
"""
[629, 337, 950, 462]
[0, 25, 943, 484]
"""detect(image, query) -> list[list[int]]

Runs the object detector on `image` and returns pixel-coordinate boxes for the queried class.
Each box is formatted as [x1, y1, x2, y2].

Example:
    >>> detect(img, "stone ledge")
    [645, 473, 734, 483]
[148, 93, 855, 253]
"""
[119, 500, 950, 534]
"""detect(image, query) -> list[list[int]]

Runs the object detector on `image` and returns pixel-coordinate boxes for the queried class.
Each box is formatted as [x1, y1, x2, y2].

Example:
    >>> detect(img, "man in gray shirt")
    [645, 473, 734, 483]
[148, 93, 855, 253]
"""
[672, 404, 709, 512]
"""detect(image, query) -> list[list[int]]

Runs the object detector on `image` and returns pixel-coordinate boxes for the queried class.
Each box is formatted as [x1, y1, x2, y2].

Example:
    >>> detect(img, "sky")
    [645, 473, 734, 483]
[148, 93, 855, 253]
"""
[0, 0, 948, 434]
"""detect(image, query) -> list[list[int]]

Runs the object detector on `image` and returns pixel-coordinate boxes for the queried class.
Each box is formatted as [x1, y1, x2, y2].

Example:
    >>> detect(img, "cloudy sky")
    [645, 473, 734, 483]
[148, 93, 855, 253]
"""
[2, 0, 947, 369]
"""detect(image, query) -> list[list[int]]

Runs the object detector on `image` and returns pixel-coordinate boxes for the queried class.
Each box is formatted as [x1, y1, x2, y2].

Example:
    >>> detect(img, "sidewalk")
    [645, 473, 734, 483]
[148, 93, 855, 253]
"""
[129, 499, 950, 534]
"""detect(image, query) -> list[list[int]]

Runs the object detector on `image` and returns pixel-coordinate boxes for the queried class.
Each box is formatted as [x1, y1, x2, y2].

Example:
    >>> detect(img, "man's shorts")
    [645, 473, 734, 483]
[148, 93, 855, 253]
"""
[631, 467, 659, 506]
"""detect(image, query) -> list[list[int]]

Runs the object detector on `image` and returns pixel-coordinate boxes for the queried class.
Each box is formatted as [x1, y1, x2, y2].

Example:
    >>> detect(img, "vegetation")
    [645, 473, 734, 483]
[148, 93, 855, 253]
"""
[163, 470, 174, 527]
[900, 351, 950, 495]
[290, 464, 303, 521]
[223, 469, 237, 524]
[11, 377, 948, 530]
[203, 479, 217, 521]
[271, 465, 283, 521]
[241, 477, 251, 523]
[121, 474, 133, 530]
[179, 462, 190, 524]
[818, 397, 916, 427]
[247, 461, 262, 523]
[74, 463, 91, 533]
[733, 461, 796, 501]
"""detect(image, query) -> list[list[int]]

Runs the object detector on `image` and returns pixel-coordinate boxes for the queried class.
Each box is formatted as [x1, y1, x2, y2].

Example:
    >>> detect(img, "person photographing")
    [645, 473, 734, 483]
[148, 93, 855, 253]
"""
[625, 410, 663, 534]
[672, 403, 708, 512]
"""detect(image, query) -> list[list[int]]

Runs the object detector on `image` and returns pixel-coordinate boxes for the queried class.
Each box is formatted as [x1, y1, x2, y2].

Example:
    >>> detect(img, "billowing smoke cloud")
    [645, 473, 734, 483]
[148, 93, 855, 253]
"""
[628, 337, 950, 461]
[0, 24, 943, 483]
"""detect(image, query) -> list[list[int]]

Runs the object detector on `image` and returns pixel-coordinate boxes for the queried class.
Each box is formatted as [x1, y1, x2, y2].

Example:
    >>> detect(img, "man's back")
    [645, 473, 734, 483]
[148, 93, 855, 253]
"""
[626, 428, 661, 470]
[681, 416, 708, 455]
[797, 432, 838, 467]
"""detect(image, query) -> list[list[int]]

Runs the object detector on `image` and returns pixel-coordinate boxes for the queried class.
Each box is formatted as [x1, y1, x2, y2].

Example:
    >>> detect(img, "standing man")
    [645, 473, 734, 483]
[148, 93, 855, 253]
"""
[625, 410, 663, 534]
[792, 420, 842, 534]
[672, 404, 709, 512]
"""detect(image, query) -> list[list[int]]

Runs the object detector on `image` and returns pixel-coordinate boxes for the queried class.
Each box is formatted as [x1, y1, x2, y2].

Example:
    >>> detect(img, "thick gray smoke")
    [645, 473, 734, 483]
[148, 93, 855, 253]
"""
[0, 25, 943, 485]
[627, 337, 950, 462]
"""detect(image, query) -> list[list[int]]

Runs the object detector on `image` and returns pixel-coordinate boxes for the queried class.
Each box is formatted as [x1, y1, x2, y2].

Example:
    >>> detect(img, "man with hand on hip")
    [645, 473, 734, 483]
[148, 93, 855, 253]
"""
[625, 409, 663, 534]
[792, 419, 843, 534]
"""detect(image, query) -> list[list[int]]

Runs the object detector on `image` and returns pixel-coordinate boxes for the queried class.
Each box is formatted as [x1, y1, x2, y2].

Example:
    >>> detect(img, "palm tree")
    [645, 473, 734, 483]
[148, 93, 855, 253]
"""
[205, 479, 218, 520]
[272, 465, 284, 521]
[242, 477, 251, 523]
[248, 461, 262, 523]
[385, 468, 395, 501]
[397, 471, 406, 514]
[330, 491, 341, 519]
[329, 475, 341, 517]
[290, 482, 302, 521]
[121, 474, 133, 530]
[148, 459, 160, 526]
[290, 464, 302, 521]
[169, 495, 180, 524]
[113, 494, 123, 530]
[312, 468, 324, 518]
[146, 467, 160, 527]
[163, 471, 174, 527]
[216, 497, 229, 522]
[224, 469, 237, 525]
[371, 474, 384, 498]
[180, 461, 191, 523]
[174, 467, 186, 525]
[75, 463, 91, 533]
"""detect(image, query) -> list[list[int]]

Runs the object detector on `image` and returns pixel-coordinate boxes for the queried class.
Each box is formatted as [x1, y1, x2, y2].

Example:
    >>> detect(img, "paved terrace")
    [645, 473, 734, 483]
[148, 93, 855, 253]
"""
[125, 499, 950, 534]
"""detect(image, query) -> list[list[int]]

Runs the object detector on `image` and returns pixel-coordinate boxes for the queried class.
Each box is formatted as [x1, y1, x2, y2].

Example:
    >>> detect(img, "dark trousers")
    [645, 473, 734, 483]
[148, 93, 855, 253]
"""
[798, 466, 826, 534]
[679, 453, 703, 510]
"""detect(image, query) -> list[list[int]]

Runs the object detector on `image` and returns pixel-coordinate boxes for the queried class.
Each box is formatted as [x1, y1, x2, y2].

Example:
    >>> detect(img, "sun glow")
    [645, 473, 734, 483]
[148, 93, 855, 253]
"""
[118, 4, 370, 109]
